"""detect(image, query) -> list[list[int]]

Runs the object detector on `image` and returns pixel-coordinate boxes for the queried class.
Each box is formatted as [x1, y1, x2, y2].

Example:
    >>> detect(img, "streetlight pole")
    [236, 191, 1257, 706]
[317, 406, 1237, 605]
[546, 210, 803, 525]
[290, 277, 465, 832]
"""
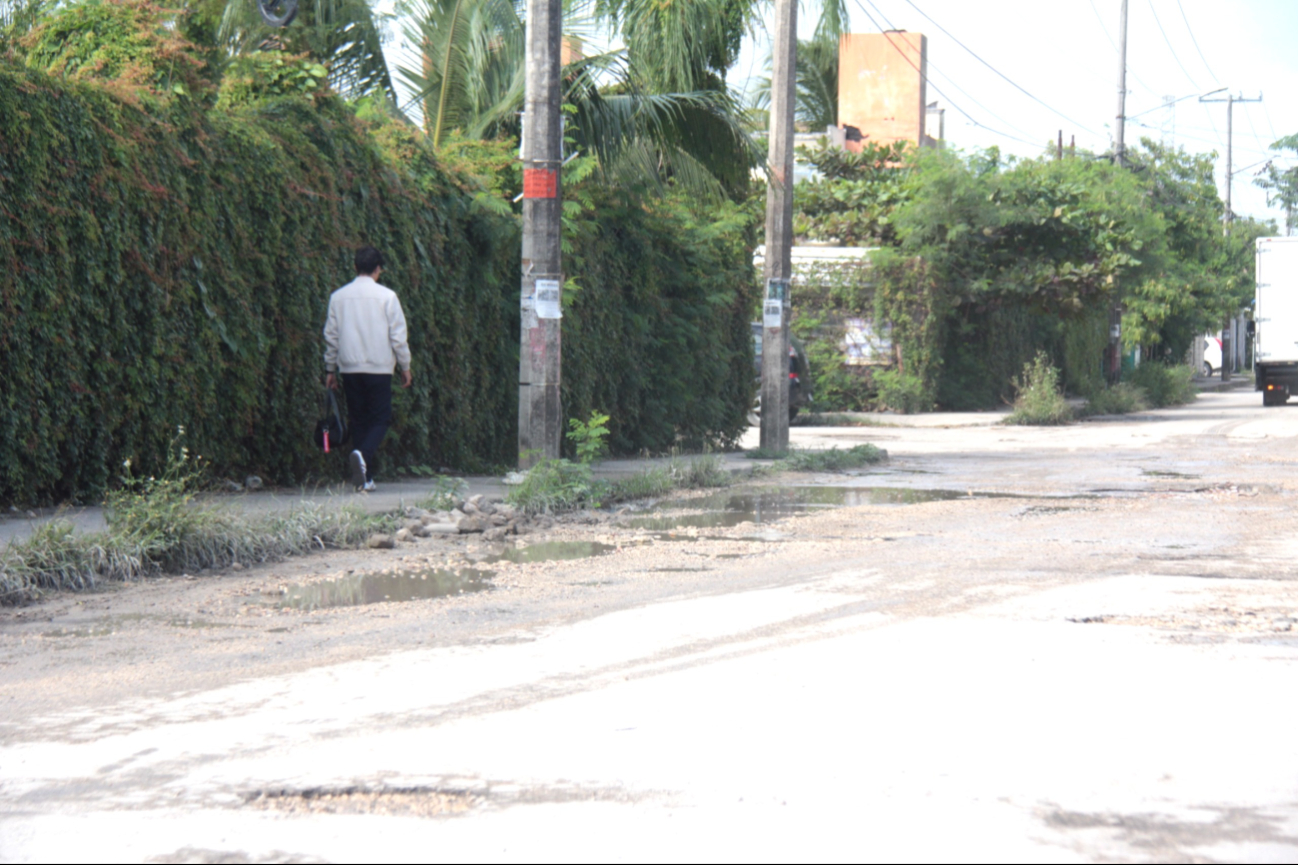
[517, 0, 564, 467]
[760, 0, 796, 452]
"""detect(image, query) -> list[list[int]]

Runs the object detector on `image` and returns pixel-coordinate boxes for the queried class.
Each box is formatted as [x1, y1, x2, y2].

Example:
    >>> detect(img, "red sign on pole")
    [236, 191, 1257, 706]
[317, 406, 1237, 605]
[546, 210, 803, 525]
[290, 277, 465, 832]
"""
[523, 168, 558, 199]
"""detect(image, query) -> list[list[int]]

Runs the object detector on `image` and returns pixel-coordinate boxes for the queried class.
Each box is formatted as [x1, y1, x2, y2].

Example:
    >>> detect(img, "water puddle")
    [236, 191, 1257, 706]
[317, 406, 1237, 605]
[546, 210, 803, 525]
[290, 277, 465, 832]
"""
[485, 541, 616, 565]
[1142, 469, 1202, 479]
[626, 486, 994, 530]
[279, 567, 493, 611]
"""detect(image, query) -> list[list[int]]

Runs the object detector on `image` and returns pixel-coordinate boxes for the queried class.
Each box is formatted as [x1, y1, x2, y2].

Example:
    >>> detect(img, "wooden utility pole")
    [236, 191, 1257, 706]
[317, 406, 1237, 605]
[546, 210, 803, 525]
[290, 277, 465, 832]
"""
[1202, 90, 1263, 380]
[760, 0, 796, 452]
[517, 0, 563, 467]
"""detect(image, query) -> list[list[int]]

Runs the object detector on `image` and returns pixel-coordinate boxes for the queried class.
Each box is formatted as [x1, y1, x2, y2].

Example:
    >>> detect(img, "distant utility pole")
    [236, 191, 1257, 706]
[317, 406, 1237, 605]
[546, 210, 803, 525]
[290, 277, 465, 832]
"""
[760, 0, 796, 452]
[1114, 0, 1128, 168]
[1201, 90, 1264, 380]
[517, 0, 563, 467]
[1108, 0, 1129, 383]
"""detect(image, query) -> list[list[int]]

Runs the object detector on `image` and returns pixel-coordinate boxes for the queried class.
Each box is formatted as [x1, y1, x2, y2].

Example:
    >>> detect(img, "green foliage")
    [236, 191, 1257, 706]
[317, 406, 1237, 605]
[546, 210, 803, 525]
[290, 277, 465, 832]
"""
[567, 410, 611, 465]
[560, 189, 758, 455]
[0, 55, 755, 505]
[1005, 353, 1072, 425]
[872, 368, 928, 414]
[22, 0, 207, 95]
[1256, 133, 1298, 236]
[416, 475, 467, 511]
[784, 444, 886, 472]
[794, 141, 912, 244]
[216, 51, 330, 107]
[505, 459, 595, 515]
[1127, 363, 1197, 408]
[1083, 382, 1149, 416]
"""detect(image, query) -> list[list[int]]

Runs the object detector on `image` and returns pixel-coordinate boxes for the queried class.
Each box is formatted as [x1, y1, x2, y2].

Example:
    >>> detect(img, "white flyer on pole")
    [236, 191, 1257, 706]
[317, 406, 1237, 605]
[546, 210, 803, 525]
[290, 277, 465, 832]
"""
[535, 279, 562, 319]
[762, 300, 783, 329]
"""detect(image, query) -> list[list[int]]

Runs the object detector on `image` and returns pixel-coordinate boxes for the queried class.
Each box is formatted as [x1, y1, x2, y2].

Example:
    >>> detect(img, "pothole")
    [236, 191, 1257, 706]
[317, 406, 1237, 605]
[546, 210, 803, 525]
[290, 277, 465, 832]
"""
[485, 540, 616, 564]
[245, 785, 478, 817]
[625, 486, 1008, 530]
[276, 568, 494, 611]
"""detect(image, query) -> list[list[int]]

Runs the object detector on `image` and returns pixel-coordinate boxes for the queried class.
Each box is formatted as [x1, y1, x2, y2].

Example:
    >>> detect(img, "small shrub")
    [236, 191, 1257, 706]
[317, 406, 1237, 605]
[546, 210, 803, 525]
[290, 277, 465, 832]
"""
[1128, 363, 1198, 408]
[505, 459, 595, 514]
[1083, 382, 1150, 416]
[216, 51, 330, 108]
[873, 369, 929, 414]
[567, 410, 611, 464]
[1005, 353, 1072, 425]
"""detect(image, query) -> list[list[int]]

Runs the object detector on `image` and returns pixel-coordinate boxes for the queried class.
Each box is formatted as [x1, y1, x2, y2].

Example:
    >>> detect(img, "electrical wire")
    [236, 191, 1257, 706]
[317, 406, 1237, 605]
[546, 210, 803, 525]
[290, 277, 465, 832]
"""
[1087, 0, 1159, 99]
[1174, 0, 1219, 84]
[1261, 100, 1279, 145]
[900, 0, 1098, 136]
[1147, 0, 1200, 90]
[1126, 91, 1201, 121]
[848, 0, 1044, 148]
[1243, 102, 1267, 158]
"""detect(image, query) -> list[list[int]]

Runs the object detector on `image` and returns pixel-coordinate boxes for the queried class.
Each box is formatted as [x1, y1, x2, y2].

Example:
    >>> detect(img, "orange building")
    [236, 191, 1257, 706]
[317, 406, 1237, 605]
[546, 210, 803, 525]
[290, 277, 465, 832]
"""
[837, 32, 928, 151]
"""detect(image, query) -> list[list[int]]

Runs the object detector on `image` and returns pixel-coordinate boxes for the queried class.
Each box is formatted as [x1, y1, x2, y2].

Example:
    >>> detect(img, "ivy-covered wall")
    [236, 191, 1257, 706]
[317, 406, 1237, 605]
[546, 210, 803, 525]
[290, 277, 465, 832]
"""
[0, 62, 754, 504]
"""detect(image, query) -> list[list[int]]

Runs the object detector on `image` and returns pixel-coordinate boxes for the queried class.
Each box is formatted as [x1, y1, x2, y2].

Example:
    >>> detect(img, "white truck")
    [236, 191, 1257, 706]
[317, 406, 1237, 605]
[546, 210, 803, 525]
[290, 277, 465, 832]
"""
[1254, 236, 1298, 406]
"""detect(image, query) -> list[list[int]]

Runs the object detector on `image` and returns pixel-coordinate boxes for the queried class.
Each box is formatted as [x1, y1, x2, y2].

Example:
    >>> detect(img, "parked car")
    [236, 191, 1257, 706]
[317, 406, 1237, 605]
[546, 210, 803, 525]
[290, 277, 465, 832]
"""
[750, 322, 814, 423]
[1202, 333, 1222, 377]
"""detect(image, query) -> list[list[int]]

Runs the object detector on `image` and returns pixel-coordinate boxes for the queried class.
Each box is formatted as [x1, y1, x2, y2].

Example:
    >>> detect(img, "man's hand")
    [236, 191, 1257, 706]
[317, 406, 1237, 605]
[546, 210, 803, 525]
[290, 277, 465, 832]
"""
[401, 369, 413, 389]
[325, 373, 338, 391]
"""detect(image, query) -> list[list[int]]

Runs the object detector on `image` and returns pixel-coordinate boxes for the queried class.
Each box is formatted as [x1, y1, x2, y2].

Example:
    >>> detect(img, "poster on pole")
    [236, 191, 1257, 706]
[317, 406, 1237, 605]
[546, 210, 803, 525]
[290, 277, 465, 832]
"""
[762, 300, 783, 329]
[535, 279, 562, 319]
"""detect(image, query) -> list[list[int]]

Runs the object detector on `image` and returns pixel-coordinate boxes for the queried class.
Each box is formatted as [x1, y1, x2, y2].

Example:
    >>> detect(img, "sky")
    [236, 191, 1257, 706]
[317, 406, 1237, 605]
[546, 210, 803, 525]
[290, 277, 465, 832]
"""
[730, 0, 1298, 225]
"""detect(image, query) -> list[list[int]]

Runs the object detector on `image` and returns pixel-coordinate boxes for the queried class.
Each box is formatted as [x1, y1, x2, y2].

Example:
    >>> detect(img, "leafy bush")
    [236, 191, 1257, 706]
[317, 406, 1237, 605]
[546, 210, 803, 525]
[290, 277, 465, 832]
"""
[873, 369, 929, 414]
[217, 51, 330, 107]
[1128, 363, 1198, 408]
[0, 56, 756, 505]
[1005, 353, 1073, 425]
[1083, 382, 1149, 416]
[505, 459, 595, 515]
[567, 410, 610, 464]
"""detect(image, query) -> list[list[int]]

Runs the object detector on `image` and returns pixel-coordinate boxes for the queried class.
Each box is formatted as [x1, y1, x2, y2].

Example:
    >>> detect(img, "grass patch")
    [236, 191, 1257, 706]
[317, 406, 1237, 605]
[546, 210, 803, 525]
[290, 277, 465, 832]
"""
[784, 444, 887, 471]
[1005, 353, 1073, 425]
[1128, 363, 1198, 407]
[0, 434, 396, 604]
[1, 504, 394, 605]
[416, 476, 468, 512]
[1082, 382, 1150, 416]
[506, 454, 734, 516]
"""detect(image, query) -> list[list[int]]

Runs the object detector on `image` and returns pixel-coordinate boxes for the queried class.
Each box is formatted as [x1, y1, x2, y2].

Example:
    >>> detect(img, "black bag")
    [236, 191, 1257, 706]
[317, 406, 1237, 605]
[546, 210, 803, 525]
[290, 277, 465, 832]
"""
[314, 387, 349, 452]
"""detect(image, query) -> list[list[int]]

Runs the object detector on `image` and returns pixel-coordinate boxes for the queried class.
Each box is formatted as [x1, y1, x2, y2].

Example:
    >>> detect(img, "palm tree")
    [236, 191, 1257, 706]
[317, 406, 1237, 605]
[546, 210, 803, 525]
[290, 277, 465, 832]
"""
[218, 0, 395, 99]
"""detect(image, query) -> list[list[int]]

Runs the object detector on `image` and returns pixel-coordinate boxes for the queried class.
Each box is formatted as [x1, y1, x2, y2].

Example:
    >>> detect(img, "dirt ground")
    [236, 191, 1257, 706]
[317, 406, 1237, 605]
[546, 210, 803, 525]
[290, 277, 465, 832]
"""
[4, 388, 1298, 862]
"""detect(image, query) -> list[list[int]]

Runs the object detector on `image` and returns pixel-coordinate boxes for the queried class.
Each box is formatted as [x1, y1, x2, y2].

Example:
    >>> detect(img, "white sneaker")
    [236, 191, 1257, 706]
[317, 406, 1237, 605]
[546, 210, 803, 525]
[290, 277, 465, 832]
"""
[348, 450, 367, 491]
[362, 480, 377, 492]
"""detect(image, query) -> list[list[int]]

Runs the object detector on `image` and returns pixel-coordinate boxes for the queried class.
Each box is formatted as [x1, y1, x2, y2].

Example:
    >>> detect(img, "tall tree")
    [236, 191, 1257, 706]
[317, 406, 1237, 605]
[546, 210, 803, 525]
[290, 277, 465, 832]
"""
[1256, 134, 1298, 236]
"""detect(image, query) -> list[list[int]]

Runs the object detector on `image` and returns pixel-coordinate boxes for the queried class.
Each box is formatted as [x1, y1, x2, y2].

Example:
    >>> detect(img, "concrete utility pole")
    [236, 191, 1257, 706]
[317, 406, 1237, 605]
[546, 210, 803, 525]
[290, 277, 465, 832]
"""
[1114, 0, 1128, 168]
[1201, 90, 1263, 380]
[517, 0, 563, 467]
[1108, 0, 1128, 383]
[760, 0, 797, 452]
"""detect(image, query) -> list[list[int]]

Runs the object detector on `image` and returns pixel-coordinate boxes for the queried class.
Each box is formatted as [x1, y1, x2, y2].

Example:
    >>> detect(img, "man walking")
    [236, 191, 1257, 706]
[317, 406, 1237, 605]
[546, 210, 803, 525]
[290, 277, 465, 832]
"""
[324, 246, 412, 492]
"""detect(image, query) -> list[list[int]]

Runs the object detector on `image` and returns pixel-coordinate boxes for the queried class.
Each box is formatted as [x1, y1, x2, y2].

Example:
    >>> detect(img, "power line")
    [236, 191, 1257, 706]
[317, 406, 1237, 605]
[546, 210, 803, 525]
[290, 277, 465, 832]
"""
[1243, 101, 1267, 158]
[1146, 0, 1200, 90]
[1174, 0, 1219, 84]
[1261, 100, 1279, 144]
[1087, 0, 1159, 98]
[849, 0, 1044, 149]
[900, 0, 1098, 135]
[1126, 90, 1203, 121]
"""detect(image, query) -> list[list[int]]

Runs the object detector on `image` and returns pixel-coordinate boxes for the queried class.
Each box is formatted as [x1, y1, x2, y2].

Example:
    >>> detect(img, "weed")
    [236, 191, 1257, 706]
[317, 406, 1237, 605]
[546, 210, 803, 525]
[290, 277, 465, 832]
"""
[505, 459, 595, 515]
[784, 444, 887, 471]
[1128, 363, 1198, 408]
[567, 410, 611, 464]
[873, 369, 929, 414]
[417, 476, 467, 512]
[1083, 382, 1149, 416]
[744, 447, 789, 460]
[1005, 353, 1073, 425]
[793, 413, 885, 427]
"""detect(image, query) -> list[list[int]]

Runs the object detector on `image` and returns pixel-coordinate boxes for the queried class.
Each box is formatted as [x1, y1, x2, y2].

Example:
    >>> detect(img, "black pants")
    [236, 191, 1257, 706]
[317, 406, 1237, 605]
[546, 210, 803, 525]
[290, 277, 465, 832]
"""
[341, 373, 392, 482]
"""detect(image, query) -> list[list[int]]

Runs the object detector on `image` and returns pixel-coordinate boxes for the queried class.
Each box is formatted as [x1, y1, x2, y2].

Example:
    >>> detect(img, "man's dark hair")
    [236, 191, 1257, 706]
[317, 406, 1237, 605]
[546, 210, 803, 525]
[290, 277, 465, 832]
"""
[354, 246, 384, 275]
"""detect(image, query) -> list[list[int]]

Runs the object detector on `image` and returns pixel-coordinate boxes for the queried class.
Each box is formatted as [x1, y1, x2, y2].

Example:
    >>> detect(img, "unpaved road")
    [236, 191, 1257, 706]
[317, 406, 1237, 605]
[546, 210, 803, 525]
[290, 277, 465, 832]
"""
[4, 389, 1298, 862]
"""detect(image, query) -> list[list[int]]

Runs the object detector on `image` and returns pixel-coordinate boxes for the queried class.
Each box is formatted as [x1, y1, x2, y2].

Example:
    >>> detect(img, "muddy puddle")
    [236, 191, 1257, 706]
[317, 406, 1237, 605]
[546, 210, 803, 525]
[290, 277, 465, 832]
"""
[626, 486, 996, 531]
[484, 540, 616, 565]
[279, 568, 494, 611]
